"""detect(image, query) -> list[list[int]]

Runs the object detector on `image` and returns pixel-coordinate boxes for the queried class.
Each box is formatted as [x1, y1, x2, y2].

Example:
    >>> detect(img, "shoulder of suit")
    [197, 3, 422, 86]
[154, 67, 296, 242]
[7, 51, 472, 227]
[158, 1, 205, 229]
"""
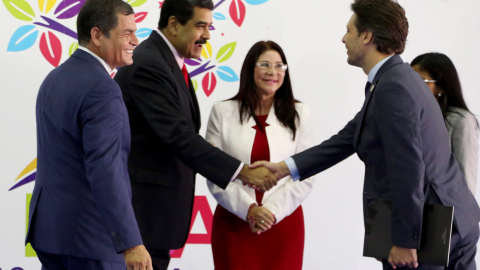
[446, 107, 479, 131]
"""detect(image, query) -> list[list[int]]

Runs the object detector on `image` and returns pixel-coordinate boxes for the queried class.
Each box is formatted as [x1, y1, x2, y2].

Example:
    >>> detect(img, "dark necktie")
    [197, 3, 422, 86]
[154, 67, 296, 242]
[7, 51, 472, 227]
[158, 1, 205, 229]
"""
[181, 63, 190, 88]
[365, 81, 372, 96]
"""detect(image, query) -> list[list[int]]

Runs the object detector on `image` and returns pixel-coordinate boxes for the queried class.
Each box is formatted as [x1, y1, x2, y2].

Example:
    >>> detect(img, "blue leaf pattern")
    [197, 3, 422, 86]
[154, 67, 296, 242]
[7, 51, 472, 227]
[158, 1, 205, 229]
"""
[244, 0, 269, 5]
[7, 25, 38, 52]
[136, 28, 153, 38]
[216, 66, 239, 82]
[213, 13, 226, 20]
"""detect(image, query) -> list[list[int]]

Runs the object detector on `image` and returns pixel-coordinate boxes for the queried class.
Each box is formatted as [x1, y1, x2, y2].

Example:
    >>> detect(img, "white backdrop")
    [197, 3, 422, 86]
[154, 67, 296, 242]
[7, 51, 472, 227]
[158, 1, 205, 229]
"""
[1, 0, 479, 269]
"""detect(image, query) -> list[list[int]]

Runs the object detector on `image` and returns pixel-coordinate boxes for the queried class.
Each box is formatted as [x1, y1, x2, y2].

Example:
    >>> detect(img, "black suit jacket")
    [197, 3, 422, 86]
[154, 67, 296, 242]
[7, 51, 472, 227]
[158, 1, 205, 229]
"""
[292, 55, 480, 249]
[114, 31, 241, 249]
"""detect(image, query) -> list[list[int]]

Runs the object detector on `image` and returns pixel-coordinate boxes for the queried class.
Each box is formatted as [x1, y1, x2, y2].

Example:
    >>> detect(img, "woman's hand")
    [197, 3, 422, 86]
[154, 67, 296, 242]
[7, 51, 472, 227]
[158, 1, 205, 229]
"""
[247, 206, 276, 234]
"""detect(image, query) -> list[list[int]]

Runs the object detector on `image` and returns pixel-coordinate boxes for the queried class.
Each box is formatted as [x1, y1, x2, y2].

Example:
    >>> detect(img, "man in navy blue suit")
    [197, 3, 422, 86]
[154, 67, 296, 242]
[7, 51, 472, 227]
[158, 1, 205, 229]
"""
[251, 0, 480, 269]
[26, 0, 152, 269]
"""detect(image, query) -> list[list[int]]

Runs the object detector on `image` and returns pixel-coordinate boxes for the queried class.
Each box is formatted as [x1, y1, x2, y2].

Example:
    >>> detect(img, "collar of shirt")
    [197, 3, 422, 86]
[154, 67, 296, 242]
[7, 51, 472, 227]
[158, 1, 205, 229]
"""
[77, 46, 113, 74]
[367, 54, 395, 83]
[156, 29, 184, 69]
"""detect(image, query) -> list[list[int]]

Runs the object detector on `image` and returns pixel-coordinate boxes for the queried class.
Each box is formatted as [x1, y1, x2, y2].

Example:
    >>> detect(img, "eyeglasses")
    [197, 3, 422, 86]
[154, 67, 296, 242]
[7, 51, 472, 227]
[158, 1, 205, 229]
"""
[256, 62, 288, 72]
[424, 79, 436, 83]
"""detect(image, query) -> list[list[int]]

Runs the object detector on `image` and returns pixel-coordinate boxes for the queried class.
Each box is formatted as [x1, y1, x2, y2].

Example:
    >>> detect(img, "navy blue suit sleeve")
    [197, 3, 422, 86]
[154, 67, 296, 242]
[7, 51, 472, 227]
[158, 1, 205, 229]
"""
[291, 112, 359, 180]
[81, 79, 143, 253]
[374, 82, 424, 249]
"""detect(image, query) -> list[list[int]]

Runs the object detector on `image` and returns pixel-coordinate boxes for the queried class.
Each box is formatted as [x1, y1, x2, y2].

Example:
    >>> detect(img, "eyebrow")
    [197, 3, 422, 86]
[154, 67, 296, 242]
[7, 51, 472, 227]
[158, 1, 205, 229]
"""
[195, 21, 210, 26]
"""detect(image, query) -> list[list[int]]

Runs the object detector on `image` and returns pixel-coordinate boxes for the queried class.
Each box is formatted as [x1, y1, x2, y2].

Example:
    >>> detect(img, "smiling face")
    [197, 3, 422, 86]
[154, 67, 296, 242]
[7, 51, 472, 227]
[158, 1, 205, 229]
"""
[99, 13, 138, 69]
[254, 50, 285, 98]
[173, 7, 212, 59]
[342, 14, 366, 67]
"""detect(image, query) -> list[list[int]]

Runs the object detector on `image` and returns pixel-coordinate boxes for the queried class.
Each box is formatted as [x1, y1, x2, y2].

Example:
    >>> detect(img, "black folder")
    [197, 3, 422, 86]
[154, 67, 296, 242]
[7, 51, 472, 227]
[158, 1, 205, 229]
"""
[363, 199, 454, 266]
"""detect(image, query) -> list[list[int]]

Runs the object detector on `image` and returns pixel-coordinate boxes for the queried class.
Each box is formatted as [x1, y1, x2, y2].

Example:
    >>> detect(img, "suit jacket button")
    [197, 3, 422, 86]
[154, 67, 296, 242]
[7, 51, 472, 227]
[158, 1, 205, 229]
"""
[112, 232, 117, 237]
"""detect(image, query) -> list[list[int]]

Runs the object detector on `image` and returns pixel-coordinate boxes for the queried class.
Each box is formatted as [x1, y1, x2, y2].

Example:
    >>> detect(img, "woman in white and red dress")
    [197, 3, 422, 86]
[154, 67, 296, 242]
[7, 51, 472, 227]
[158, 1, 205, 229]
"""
[206, 41, 315, 270]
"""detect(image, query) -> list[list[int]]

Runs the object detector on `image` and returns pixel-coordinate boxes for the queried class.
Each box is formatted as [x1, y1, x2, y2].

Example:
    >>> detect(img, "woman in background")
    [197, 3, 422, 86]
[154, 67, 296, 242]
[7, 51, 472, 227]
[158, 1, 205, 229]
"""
[206, 41, 314, 270]
[411, 53, 479, 194]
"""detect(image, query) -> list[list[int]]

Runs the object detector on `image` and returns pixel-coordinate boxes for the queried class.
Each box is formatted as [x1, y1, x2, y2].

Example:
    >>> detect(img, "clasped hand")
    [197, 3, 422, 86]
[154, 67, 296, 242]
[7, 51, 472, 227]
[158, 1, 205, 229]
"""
[247, 206, 276, 235]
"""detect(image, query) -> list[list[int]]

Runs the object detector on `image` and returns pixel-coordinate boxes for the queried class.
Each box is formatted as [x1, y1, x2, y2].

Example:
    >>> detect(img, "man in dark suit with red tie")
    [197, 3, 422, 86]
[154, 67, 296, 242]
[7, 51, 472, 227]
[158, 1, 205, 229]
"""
[250, 0, 480, 269]
[114, 0, 277, 269]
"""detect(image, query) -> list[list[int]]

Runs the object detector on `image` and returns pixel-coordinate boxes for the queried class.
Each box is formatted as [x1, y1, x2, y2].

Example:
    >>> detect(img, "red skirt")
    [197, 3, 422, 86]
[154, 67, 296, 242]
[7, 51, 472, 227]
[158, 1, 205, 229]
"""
[211, 204, 305, 270]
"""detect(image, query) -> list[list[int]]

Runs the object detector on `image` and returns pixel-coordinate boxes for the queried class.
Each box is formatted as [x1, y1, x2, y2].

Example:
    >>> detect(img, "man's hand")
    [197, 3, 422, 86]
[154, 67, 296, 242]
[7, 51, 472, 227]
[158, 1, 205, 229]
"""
[237, 165, 277, 192]
[122, 245, 152, 270]
[388, 246, 418, 269]
[248, 206, 275, 233]
[249, 161, 291, 180]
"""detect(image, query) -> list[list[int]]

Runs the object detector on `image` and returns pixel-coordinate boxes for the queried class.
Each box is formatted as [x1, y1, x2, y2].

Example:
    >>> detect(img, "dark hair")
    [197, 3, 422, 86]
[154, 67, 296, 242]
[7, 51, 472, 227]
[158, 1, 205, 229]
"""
[411, 53, 474, 122]
[158, 0, 214, 29]
[77, 0, 134, 46]
[351, 0, 409, 54]
[230, 41, 299, 140]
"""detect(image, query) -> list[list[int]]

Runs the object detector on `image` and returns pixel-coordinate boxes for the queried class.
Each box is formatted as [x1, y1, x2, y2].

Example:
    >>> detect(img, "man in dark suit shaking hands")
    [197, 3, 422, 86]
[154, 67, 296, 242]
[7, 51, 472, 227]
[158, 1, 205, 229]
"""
[26, 0, 152, 269]
[251, 0, 480, 269]
[114, 0, 277, 269]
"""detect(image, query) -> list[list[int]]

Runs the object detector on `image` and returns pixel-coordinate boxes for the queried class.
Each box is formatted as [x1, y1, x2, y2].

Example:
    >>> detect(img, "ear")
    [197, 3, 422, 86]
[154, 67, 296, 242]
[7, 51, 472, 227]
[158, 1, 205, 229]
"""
[167, 16, 179, 37]
[362, 30, 374, 45]
[90, 27, 103, 47]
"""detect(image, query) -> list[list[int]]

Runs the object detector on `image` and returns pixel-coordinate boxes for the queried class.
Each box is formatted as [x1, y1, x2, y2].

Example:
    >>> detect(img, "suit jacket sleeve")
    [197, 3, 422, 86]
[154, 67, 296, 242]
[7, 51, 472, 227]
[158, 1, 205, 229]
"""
[448, 111, 479, 195]
[374, 81, 425, 249]
[81, 80, 143, 253]
[262, 104, 315, 223]
[291, 111, 359, 180]
[206, 103, 256, 221]
[129, 60, 241, 189]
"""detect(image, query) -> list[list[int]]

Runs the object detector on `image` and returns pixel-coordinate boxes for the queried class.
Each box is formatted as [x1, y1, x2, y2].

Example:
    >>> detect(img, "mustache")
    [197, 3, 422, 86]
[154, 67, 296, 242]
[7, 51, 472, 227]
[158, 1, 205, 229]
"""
[195, 39, 207, 45]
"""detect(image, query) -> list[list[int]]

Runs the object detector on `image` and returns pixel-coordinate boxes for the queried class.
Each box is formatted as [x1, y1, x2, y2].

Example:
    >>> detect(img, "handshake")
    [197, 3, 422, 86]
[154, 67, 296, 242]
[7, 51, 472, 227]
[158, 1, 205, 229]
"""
[237, 161, 292, 192]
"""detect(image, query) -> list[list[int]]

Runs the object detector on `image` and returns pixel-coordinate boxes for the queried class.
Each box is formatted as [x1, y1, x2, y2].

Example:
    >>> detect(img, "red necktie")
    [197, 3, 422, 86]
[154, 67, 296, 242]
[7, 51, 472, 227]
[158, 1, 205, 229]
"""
[181, 63, 190, 88]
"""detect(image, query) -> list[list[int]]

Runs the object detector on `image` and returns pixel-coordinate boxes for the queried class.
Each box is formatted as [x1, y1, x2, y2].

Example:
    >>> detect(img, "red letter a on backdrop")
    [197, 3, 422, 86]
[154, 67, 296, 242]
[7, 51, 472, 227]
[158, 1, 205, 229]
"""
[170, 196, 213, 258]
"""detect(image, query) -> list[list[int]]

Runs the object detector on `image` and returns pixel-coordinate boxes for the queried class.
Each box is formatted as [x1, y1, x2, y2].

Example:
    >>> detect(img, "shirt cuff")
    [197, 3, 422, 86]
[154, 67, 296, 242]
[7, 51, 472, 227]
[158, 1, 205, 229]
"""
[231, 162, 244, 182]
[284, 157, 300, 181]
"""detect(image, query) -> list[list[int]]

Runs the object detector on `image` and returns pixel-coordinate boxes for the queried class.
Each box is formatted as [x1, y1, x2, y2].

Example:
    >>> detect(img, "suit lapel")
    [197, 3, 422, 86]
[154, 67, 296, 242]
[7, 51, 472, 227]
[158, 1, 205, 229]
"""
[150, 32, 200, 127]
[353, 55, 404, 150]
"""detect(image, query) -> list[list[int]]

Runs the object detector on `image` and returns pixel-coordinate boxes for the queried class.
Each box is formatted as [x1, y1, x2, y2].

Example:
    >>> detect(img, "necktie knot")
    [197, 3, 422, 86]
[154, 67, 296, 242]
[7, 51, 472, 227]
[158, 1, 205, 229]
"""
[365, 81, 372, 96]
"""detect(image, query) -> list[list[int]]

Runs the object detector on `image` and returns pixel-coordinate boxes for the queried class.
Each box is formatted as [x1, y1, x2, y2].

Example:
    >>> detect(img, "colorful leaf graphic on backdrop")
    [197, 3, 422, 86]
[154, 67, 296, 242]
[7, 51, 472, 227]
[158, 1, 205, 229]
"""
[216, 42, 236, 63]
[3, 0, 36, 21]
[68, 41, 78, 56]
[209, 25, 215, 31]
[127, 0, 147, 8]
[217, 66, 239, 82]
[185, 58, 202, 66]
[201, 41, 213, 59]
[38, 0, 56, 13]
[7, 25, 38, 52]
[213, 12, 226, 20]
[202, 72, 217, 97]
[134, 11, 148, 23]
[136, 28, 152, 38]
[229, 0, 246, 27]
[244, 0, 269, 5]
[54, 0, 86, 19]
[192, 79, 198, 92]
[40, 31, 62, 67]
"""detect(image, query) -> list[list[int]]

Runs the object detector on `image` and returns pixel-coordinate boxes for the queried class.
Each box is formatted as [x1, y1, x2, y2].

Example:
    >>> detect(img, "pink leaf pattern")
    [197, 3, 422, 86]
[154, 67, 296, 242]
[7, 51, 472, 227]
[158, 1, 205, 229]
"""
[39, 31, 62, 67]
[229, 0, 246, 27]
[202, 72, 217, 97]
[134, 12, 147, 23]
